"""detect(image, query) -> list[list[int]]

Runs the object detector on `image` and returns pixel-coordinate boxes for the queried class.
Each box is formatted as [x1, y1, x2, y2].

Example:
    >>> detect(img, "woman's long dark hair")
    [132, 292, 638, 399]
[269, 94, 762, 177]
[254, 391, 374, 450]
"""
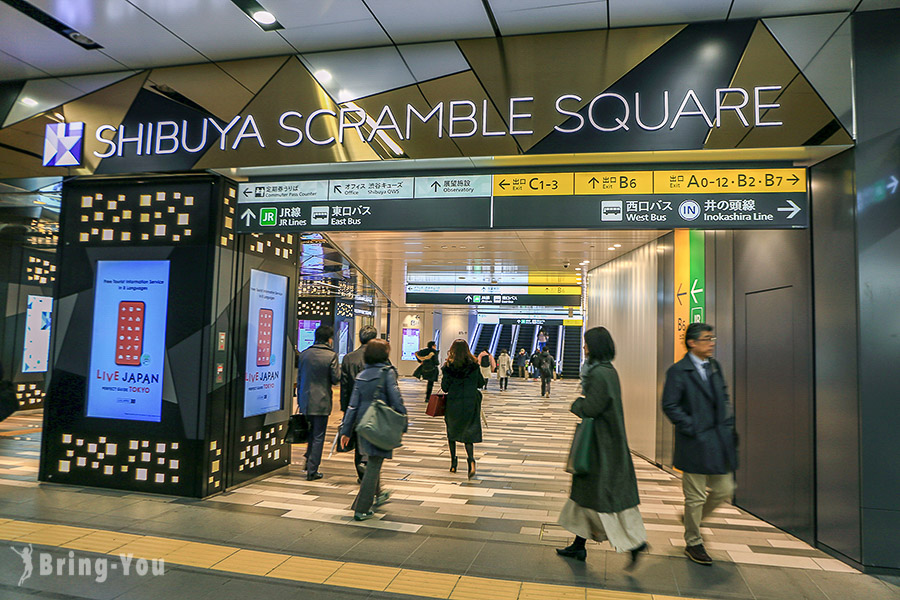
[584, 326, 615, 362]
[447, 339, 477, 368]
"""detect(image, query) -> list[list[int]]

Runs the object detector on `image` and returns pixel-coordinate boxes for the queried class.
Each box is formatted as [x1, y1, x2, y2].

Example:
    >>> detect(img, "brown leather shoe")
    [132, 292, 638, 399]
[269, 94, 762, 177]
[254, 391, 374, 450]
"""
[685, 544, 712, 565]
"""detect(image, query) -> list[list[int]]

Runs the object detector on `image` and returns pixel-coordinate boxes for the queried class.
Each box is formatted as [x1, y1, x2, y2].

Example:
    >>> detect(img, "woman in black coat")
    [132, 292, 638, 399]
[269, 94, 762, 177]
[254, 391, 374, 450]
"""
[556, 327, 648, 568]
[440, 339, 485, 478]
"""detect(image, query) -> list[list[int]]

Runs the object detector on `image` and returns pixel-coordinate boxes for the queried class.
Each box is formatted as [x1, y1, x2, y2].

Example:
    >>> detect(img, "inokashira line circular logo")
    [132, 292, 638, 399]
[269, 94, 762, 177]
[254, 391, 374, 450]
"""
[678, 199, 701, 221]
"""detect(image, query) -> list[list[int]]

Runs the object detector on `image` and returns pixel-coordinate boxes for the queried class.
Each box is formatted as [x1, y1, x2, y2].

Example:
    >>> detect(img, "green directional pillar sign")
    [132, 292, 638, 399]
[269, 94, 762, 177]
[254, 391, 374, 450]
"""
[689, 230, 705, 324]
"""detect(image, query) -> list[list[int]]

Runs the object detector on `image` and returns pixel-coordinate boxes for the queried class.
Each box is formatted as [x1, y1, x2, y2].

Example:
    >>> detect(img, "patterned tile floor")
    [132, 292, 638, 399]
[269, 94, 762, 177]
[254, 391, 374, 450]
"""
[1, 382, 899, 600]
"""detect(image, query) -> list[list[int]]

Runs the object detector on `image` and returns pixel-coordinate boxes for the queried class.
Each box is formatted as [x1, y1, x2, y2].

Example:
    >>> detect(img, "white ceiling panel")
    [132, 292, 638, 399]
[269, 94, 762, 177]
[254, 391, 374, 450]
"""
[278, 18, 392, 53]
[764, 12, 847, 70]
[265, 0, 373, 29]
[801, 19, 853, 132]
[0, 3, 124, 80]
[0, 50, 48, 81]
[29, 0, 205, 70]
[300, 46, 416, 102]
[730, 0, 857, 19]
[397, 42, 470, 83]
[127, 0, 296, 61]
[367, 0, 494, 44]
[490, 0, 608, 36]
[4, 78, 86, 127]
[609, 0, 730, 27]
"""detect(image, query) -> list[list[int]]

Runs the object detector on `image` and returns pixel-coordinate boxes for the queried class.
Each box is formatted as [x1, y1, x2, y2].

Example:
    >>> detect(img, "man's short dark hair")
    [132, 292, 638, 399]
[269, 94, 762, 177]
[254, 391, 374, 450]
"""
[315, 325, 334, 344]
[685, 322, 713, 349]
[364, 339, 390, 364]
[358, 325, 377, 345]
[427, 341, 436, 349]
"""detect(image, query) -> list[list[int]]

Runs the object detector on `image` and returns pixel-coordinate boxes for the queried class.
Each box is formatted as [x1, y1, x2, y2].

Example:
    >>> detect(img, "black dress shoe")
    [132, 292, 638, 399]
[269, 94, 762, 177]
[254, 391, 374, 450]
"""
[307, 472, 323, 481]
[625, 542, 649, 570]
[555, 544, 586, 561]
[685, 543, 712, 565]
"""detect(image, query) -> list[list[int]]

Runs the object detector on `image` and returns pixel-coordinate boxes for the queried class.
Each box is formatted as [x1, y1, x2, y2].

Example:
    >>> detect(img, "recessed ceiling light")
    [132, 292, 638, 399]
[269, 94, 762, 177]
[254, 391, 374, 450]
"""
[608, 247, 615, 250]
[252, 10, 276, 24]
[613, 244, 622, 248]
[4, 1, 103, 49]
[314, 70, 332, 83]
[21, 97, 38, 107]
[576, 267, 582, 271]
[231, 0, 283, 30]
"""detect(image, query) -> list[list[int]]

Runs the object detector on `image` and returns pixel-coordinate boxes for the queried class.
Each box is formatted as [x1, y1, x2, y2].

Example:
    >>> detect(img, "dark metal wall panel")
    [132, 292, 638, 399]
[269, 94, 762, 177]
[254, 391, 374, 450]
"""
[733, 229, 814, 543]
[810, 149, 861, 561]
[852, 8, 900, 570]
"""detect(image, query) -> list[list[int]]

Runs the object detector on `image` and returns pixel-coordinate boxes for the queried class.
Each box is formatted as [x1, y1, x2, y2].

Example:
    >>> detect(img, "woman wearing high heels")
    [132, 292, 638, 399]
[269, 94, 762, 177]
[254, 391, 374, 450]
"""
[556, 327, 649, 569]
[440, 339, 485, 479]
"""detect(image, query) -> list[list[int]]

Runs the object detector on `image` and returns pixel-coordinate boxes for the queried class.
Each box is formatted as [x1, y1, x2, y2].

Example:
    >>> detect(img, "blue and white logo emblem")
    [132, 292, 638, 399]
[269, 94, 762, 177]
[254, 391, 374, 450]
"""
[42, 122, 84, 167]
[678, 199, 701, 221]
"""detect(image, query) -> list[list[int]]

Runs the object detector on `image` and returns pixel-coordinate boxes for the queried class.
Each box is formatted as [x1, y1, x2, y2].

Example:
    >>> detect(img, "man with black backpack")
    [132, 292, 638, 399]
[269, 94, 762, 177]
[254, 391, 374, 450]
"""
[539, 348, 555, 397]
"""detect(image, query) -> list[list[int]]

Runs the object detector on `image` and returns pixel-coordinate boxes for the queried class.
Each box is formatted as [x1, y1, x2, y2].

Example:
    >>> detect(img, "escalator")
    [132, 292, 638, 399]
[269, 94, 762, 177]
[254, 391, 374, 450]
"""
[560, 325, 583, 379]
[474, 324, 495, 354]
[517, 324, 536, 353]
[495, 324, 513, 355]
[541, 326, 560, 359]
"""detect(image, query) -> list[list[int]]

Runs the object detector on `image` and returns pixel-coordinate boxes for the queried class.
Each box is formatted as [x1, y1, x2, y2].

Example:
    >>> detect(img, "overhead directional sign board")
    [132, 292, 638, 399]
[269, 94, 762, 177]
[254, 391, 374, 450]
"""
[236, 168, 808, 233]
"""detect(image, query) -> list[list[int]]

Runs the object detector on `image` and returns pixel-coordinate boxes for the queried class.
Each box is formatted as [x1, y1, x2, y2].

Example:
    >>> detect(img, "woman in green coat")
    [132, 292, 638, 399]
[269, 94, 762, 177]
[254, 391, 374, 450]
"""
[556, 327, 648, 568]
[441, 339, 485, 478]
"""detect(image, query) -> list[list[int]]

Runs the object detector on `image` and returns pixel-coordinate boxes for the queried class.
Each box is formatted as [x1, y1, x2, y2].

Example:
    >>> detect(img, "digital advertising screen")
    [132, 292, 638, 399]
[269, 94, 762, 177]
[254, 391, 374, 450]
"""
[297, 319, 321, 352]
[22, 295, 53, 373]
[337, 320, 350, 363]
[244, 269, 288, 418]
[86, 261, 170, 422]
[401, 328, 420, 361]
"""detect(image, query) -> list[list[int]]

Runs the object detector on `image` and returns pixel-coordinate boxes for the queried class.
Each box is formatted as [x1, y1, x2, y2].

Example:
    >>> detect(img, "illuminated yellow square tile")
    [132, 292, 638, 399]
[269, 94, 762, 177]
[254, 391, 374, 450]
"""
[154, 224, 166, 236]
[140, 195, 151, 206]
[387, 570, 459, 599]
[325, 563, 401, 591]
[177, 214, 189, 225]
[140, 214, 150, 222]
[450, 576, 521, 600]
[141, 233, 149, 240]
[122, 210, 132, 219]
[161, 542, 238, 568]
[121, 232, 131, 241]
[81, 215, 89, 222]
[81, 196, 93, 207]
[210, 549, 289, 576]
[268, 556, 343, 584]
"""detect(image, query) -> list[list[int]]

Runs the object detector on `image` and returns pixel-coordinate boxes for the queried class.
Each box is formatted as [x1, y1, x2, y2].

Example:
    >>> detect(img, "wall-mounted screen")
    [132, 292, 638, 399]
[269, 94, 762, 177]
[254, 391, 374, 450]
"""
[401, 328, 420, 361]
[297, 319, 321, 353]
[337, 320, 350, 363]
[22, 295, 53, 373]
[244, 269, 288, 418]
[86, 260, 170, 422]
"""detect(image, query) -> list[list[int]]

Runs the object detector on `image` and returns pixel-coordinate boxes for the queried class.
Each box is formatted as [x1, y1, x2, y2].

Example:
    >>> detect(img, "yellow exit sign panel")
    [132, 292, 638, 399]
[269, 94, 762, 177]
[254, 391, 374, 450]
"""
[527, 285, 583, 295]
[655, 169, 806, 194]
[574, 172, 653, 195]
[493, 174, 574, 196]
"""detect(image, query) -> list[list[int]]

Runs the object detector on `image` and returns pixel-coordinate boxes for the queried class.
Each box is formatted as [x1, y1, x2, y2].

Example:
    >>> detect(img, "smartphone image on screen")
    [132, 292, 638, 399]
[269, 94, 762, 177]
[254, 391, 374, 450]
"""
[116, 301, 145, 366]
[257, 308, 273, 366]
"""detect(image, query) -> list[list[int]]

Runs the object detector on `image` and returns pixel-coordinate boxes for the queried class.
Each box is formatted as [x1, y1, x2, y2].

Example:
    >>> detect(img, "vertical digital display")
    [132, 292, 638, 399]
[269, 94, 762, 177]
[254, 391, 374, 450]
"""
[337, 320, 350, 363]
[22, 295, 53, 373]
[297, 319, 320, 352]
[401, 328, 420, 361]
[244, 270, 287, 418]
[86, 261, 170, 422]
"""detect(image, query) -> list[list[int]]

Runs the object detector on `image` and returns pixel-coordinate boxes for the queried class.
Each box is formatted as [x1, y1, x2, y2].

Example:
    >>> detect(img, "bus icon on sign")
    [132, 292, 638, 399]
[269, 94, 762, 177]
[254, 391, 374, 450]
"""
[678, 200, 701, 221]
[600, 200, 623, 221]
[310, 206, 329, 225]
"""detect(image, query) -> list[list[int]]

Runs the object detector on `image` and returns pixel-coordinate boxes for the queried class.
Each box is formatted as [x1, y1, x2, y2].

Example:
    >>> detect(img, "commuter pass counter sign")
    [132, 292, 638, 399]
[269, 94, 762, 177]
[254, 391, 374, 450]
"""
[244, 270, 288, 418]
[86, 261, 170, 422]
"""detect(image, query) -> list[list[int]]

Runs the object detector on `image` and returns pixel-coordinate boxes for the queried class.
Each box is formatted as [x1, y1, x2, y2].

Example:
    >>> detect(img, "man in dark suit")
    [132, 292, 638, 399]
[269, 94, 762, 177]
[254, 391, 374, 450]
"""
[297, 325, 340, 481]
[662, 322, 737, 566]
[340, 325, 378, 482]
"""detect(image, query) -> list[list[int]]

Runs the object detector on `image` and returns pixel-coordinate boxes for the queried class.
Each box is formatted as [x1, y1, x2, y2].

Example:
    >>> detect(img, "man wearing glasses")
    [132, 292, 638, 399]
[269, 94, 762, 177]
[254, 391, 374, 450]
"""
[662, 322, 737, 566]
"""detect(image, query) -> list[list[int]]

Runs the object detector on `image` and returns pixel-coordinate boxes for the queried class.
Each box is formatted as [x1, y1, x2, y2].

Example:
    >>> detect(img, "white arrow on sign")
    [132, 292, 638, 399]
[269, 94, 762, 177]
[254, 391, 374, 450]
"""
[240, 208, 256, 226]
[691, 279, 704, 303]
[777, 199, 801, 219]
[888, 175, 898, 195]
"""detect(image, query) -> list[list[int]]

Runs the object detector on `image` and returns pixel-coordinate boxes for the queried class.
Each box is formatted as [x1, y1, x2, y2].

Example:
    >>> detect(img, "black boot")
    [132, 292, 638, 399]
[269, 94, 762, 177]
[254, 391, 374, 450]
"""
[556, 537, 586, 561]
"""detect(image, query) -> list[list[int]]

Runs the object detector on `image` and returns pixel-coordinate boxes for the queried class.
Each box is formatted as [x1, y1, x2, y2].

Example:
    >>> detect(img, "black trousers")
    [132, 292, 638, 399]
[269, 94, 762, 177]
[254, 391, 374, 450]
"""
[305, 415, 328, 474]
[499, 377, 509, 390]
[541, 374, 552, 396]
[352, 455, 383, 513]
[425, 379, 435, 399]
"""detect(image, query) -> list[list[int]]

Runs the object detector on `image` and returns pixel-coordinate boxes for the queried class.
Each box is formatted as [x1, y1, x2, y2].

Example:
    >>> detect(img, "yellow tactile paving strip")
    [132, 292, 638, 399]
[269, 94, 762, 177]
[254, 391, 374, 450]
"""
[0, 518, 707, 600]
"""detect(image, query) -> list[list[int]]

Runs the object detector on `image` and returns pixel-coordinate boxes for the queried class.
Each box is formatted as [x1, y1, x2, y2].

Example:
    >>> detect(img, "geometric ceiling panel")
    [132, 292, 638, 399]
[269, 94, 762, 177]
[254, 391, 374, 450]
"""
[763, 13, 847, 72]
[3, 71, 135, 127]
[397, 42, 471, 84]
[146, 63, 257, 122]
[299, 46, 417, 103]
[730, 0, 857, 19]
[459, 25, 683, 152]
[217, 57, 293, 96]
[489, 0, 608, 36]
[367, 0, 494, 44]
[609, 0, 730, 27]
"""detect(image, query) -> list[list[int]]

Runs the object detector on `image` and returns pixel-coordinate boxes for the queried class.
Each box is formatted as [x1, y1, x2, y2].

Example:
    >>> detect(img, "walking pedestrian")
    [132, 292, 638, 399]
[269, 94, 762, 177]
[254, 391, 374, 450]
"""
[530, 348, 542, 380]
[556, 327, 648, 567]
[441, 339, 485, 479]
[496, 349, 512, 391]
[413, 341, 440, 400]
[340, 325, 379, 482]
[539, 347, 555, 397]
[297, 325, 340, 481]
[661, 322, 737, 566]
[476, 348, 495, 390]
[340, 339, 407, 521]
[516, 348, 529, 378]
[537, 328, 548, 351]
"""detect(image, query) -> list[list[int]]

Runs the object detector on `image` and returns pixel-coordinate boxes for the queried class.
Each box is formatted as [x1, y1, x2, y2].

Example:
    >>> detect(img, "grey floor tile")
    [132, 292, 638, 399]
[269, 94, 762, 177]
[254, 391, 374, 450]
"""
[401, 536, 485, 572]
[338, 529, 426, 566]
[110, 567, 230, 600]
[603, 552, 681, 596]
[225, 518, 322, 551]
[8, 547, 145, 600]
[669, 555, 755, 599]
[805, 571, 900, 600]
[282, 524, 373, 559]
[467, 540, 603, 584]
[103, 500, 181, 521]
[736, 564, 830, 600]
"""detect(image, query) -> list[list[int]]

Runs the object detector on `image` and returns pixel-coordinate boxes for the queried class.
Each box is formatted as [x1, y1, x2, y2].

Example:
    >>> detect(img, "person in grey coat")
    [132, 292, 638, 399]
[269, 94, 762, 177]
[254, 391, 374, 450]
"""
[662, 322, 736, 566]
[441, 339, 485, 479]
[297, 325, 340, 481]
[340, 339, 407, 521]
[556, 327, 648, 568]
[340, 325, 379, 482]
